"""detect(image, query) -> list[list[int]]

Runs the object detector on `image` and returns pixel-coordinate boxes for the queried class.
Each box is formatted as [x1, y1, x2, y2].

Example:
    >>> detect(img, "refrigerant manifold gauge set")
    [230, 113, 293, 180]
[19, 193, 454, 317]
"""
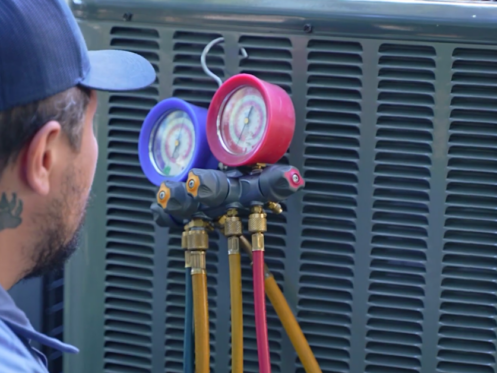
[138, 37, 320, 373]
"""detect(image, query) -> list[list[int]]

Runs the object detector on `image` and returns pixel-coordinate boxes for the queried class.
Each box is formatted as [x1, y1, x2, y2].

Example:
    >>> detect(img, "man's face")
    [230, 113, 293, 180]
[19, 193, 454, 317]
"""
[23, 91, 99, 279]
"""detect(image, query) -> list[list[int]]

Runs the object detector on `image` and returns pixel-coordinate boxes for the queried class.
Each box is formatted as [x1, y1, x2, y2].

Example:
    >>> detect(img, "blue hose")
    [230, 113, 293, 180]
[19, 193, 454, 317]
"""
[184, 267, 194, 373]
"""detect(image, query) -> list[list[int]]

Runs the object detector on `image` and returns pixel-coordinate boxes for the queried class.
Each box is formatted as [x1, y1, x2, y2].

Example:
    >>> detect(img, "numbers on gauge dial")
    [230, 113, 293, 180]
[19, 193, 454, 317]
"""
[150, 110, 195, 176]
[219, 86, 267, 156]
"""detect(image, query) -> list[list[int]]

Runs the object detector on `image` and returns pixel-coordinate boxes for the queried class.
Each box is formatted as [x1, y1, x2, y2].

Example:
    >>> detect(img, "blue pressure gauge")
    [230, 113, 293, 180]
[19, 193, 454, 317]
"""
[139, 98, 218, 186]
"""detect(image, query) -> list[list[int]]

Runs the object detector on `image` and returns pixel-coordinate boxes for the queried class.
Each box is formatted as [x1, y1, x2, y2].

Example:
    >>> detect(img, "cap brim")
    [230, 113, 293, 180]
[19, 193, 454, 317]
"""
[80, 50, 156, 92]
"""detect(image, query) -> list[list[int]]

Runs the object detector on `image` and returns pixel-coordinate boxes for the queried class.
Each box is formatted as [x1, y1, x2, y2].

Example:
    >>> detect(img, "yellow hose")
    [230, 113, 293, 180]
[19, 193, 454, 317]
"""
[192, 272, 210, 373]
[229, 252, 243, 373]
[265, 276, 322, 373]
[238, 235, 321, 373]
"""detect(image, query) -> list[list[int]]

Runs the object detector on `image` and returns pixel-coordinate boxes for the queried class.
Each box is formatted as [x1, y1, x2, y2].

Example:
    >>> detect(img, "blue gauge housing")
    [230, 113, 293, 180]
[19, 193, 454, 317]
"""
[139, 97, 218, 186]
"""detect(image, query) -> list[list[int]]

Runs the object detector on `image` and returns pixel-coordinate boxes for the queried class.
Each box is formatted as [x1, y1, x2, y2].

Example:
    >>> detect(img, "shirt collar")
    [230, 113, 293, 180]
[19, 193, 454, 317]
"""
[0, 284, 78, 354]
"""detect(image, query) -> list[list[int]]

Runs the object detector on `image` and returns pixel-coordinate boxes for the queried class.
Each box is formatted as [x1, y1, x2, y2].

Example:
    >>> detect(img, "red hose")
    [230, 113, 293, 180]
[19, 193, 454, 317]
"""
[253, 250, 271, 373]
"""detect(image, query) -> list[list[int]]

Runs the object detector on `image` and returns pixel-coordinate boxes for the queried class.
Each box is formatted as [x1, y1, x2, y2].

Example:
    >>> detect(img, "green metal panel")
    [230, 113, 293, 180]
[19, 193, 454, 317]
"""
[65, 1, 497, 372]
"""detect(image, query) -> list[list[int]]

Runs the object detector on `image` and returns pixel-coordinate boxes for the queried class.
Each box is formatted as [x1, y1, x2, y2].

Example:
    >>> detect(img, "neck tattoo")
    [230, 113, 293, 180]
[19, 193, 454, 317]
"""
[0, 192, 23, 231]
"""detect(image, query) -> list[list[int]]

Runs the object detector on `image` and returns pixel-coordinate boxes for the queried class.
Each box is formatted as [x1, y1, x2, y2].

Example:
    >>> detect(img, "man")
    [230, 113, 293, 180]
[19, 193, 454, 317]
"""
[0, 0, 155, 371]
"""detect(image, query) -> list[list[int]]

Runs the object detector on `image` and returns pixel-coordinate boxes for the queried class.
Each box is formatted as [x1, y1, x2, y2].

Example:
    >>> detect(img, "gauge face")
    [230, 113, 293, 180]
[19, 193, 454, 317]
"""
[149, 110, 196, 177]
[218, 86, 267, 156]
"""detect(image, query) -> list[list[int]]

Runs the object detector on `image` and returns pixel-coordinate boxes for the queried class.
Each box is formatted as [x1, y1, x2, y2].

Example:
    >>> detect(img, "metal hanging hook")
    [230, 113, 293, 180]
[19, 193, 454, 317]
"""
[201, 37, 248, 88]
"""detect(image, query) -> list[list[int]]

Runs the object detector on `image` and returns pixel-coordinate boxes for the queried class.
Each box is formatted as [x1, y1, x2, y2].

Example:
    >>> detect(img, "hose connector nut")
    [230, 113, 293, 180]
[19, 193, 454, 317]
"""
[225, 216, 242, 237]
[187, 228, 209, 250]
[248, 206, 267, 234]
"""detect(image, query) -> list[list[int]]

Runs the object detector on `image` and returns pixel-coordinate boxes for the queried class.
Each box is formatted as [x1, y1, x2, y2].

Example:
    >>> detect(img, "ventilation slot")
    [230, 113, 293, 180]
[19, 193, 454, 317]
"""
[173, 31, 225, 108]
[110, 26, 160, 74]
[436, 47, 497, 373]
[164, 228, 185, 373]
[104, 27, 159, 373]
[366, 43, 435, 373]
[297, 39, 363, 373]
[42, 272, 65, 373]
[239, 35, 292, 95]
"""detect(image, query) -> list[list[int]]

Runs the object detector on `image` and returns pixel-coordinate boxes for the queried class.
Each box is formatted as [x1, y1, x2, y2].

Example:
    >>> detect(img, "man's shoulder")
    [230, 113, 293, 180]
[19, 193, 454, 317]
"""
[0, 319, 48, 372]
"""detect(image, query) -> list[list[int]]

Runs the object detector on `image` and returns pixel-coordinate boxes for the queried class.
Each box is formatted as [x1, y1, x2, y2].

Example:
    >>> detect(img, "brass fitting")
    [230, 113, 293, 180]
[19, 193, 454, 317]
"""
[227, 236, 240, 255]
[248, 205, 267, 234]
[187, 218, 211, 251]
[224, 209, 242, 255]
[226, 208, 238, 217]
[253, 163, 267, 170]
[267, 201, 283, 214]
[185, 251, 192, 268]
[181, 230, 188, 249]
[225, 217, 242, 237]
[188, 217, 212, 230]
[216, 215, 227, 229]
[251, 233, 264, 252]
[239, 235, 271, 276]
[249, 205, 267, 252]
[187, 229, 209, 251]
[182, 227, 191, 268]
[190, 251, 206, 275]
[186, 218, 210, 273]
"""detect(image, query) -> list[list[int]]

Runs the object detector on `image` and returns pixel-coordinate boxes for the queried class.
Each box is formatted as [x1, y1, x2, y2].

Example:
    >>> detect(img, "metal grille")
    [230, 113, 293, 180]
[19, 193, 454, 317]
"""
[163, 227, 184, 372]
[103, 26, 159, 373]
[239, 35, 293, 95]
[366, 43, 435, 373]
[437, 48, 497, 373]
[300, 38, 363, 373]
[43, 272, 65, 373]
[172, 31, 224, 108]
[68, 10, 497, 373]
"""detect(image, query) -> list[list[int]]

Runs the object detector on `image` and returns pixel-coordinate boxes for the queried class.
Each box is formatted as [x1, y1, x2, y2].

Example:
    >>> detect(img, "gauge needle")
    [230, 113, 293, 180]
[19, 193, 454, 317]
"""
[237, 106, 253, 145]
[172, 115, 186, 159]
[172, 137, 181, 159]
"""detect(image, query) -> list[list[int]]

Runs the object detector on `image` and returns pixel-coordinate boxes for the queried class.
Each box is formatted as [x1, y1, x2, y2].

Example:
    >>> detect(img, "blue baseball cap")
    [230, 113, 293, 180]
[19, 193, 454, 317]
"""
[0, 0, 156, 112]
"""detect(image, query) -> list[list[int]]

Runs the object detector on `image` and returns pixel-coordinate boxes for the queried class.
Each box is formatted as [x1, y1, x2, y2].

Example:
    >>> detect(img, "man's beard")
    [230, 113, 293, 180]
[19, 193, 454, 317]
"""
[22, 175, 89, 280]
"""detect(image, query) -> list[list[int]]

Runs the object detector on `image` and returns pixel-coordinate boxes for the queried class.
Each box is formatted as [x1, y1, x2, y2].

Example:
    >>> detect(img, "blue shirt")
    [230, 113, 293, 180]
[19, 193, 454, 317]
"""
[0, 284, 78, 372]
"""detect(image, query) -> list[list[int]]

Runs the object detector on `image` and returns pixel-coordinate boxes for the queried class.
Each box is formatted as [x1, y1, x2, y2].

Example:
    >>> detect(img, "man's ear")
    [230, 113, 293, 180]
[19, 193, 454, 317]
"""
[23, 121, 62, 196]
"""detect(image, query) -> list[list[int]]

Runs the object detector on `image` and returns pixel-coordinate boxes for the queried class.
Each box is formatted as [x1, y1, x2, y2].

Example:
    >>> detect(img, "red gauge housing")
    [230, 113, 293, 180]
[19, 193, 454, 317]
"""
[206, 74, 295, 167]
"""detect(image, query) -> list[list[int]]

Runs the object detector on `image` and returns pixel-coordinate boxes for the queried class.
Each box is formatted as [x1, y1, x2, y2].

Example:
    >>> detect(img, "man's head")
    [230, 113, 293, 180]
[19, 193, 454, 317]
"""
[0, 86, 98, 281]
[0, 0, 155, 289]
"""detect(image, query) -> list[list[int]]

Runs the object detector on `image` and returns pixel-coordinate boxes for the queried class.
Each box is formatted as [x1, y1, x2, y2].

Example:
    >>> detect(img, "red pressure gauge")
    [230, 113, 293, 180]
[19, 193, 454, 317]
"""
[206, 74, 295, 167]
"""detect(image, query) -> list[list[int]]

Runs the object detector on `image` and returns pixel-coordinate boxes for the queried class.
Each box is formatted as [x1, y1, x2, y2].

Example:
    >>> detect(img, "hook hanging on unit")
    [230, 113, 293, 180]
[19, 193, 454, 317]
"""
[201, 37, 248, 88]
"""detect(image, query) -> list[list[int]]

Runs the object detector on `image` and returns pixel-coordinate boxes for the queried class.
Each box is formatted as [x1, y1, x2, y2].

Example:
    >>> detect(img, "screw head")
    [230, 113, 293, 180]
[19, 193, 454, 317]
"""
[159, 191, 165, 200]
[303, 23, 313, 33]
[188, 179, 195, 188]
[292, 174, 300, 183]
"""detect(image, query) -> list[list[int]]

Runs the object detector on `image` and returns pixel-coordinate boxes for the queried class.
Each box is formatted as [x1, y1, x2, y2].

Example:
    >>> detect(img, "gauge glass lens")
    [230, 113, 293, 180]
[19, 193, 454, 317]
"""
[149, 110, 196, 176]
[218, 86, 267, 156]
